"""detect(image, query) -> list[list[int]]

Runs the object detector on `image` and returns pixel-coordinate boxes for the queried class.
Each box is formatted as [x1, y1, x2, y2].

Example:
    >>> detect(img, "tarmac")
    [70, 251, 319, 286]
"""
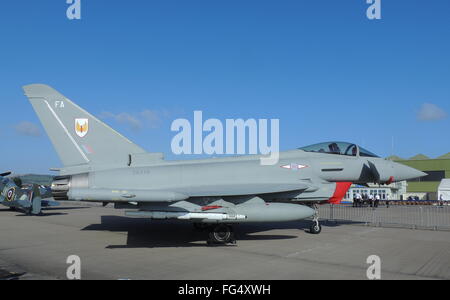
[0, 202, 449, 280]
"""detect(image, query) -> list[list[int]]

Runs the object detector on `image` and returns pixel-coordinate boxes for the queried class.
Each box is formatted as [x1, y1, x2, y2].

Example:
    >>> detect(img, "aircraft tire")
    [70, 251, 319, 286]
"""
[208, 224, 235, 244]
[309, 223, 322, 234]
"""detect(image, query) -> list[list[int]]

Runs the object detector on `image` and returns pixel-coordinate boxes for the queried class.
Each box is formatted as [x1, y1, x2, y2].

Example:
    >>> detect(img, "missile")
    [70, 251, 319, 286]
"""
[126, 211, 247, 221]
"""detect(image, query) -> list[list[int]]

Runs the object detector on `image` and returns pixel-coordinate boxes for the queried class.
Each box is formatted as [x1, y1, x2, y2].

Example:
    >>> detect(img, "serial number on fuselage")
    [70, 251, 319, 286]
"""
[132, 169, 152, 175]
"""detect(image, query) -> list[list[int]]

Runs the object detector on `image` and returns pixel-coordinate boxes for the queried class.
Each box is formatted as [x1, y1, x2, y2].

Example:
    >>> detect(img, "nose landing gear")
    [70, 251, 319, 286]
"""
[309, 204, 322, 234]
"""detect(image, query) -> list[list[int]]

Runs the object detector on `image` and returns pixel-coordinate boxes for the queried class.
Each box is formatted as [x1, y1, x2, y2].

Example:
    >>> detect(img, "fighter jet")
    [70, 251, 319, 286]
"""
[1, 172, 59, 215]
[23, 84, 426, 244]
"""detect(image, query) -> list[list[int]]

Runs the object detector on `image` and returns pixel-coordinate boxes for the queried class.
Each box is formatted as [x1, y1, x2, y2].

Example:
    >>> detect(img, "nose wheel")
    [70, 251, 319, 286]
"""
[310, 220, 322, 234]
[309, 204, 322, 234]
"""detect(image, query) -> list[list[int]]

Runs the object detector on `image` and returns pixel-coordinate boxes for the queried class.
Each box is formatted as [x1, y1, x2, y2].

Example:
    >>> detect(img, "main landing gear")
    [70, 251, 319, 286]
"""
[208, 224, 236, 245]
[309, 204, 322, 235]
[193, 223, 236, 245]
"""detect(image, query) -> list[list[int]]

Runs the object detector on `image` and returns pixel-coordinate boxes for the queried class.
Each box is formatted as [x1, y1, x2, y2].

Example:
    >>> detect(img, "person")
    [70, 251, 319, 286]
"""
[439, 194, 445, 207]
[374, 194, 380, 208]
[356, 193, 362, 207]
[328, 143, 341, 154]
[369, 194, 374, 207]
[386, 194, 390, 208]
[353, 194, 357, 207]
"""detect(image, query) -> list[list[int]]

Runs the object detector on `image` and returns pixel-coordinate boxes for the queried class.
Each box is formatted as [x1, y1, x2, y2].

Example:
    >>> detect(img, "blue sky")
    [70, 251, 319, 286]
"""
[0, 0, 449, 174]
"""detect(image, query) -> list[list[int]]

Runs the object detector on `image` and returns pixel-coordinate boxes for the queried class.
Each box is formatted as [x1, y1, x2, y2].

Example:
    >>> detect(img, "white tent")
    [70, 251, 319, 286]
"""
[438, 179, 450, 201]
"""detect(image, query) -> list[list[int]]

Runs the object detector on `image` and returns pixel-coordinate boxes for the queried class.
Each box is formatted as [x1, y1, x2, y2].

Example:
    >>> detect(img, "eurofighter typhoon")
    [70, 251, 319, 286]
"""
[23, 84, 426, 244]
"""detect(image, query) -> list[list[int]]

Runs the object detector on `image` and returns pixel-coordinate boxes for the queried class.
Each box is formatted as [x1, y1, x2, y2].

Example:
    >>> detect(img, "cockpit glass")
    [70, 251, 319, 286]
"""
[358, 146, 379, 158]
[299, 142, 379, 157]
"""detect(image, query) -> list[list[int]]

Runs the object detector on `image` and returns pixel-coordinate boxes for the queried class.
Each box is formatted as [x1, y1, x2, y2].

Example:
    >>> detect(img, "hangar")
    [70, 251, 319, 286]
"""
[438, 179, 450, 201]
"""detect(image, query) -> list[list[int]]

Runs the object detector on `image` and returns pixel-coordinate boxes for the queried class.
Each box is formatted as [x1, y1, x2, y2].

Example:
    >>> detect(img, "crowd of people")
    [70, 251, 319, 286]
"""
[351, 193, 447, 207]
[352, 193, 390, 208]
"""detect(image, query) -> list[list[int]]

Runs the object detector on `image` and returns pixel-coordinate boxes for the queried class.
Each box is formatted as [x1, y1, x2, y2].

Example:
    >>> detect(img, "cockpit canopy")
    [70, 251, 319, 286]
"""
[299, 142, 379, 158]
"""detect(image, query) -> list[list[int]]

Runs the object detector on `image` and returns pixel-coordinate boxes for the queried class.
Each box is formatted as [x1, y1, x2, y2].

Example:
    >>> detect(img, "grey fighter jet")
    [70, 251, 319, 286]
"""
[23, 84, 426, 244]
[1, 172, 59, 215]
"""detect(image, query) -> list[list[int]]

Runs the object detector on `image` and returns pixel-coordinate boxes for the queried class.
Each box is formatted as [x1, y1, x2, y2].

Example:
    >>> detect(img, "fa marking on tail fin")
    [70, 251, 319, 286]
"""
[54, 101, 65, 109]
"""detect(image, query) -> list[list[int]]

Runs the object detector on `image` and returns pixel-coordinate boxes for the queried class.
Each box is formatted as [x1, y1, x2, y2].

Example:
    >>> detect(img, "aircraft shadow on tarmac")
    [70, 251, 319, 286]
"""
[81, 216, 364, 248]
[0, 206, 91, 217]
[45, 206, 92, 211]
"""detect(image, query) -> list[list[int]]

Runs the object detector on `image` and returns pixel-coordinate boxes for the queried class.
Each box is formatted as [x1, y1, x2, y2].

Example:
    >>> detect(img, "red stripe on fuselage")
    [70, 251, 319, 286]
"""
[201, 206, 222, 211]
[328, 182, 352, 204]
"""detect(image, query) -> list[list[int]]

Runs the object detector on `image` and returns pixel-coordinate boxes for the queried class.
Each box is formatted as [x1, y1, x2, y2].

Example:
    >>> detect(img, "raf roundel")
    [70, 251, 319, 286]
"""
[75, 118, 89, 138]
[281, 164, 308, 171]
[6, 188, 15, 202]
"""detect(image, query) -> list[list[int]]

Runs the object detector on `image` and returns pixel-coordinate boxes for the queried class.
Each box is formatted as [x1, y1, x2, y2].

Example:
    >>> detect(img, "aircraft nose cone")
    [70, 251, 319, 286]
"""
[394, 163, 427, 181]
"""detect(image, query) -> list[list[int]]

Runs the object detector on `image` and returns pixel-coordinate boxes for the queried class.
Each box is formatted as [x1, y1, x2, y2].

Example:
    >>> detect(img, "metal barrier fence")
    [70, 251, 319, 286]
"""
[319, 204, 450, 231]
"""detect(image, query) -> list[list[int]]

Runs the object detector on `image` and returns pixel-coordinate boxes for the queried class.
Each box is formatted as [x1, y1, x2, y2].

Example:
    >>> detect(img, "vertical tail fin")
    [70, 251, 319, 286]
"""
[23, 84, 146, 168]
